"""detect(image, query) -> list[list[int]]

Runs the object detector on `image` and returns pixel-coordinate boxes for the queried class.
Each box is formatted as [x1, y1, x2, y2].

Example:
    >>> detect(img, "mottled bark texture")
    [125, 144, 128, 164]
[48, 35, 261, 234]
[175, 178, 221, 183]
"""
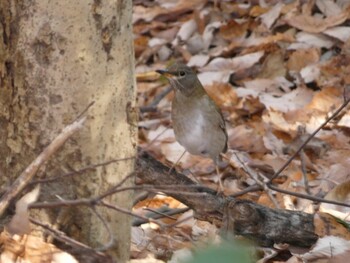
[0, 0, 137, 261]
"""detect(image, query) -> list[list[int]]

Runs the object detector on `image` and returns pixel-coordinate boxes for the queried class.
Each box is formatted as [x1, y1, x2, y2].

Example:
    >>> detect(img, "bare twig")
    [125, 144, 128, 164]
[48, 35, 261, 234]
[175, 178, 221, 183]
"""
[30, 157, 135, 185]
[300, 150, 311, 195]
[269, 94, 350, 182]
[267, 183, 350, 208]
[228, 184, 262, 197]
[73, 101, 95, 122]
[133, 207, 190, 226]
[100, 201, 152, 223]
[0, 117, 87, 217]
[29, 184, 215, 210]
[232, 152, 280, 208]
[91, 207, 115, 252]
[140, 85, 172, 113]
[30, 217, 108, 259]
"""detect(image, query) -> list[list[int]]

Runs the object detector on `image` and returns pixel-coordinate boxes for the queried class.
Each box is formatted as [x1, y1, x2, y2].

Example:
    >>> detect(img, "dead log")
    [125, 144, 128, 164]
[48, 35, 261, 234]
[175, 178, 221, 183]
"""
[136, 151, 319, 247]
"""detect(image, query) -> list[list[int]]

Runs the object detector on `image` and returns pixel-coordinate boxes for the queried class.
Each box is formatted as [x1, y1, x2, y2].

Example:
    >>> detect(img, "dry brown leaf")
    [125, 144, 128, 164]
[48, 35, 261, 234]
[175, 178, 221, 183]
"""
[287, 48, 320, 72]
[306, 86, 342, 113]
[136, 71, 161, 82]
[187, 54, 210, 67]
[258, 50, 286, 78]
[6, 186, 40, 236]
[0, 231, 78, 263]
[300, 64, 321, 83]
[173, 19, 197, 44]
[300, 236, 350, 262]
[262, 110, 294, 134]
[201, 51, 264, 73]
[134, 35, 150, 58]
[324, 26, 350, 42]
[134, 195, 184, 210]
[205, 83, 239, 108]
[244, 32, 295, 48]
[321, 54, 350, 85]
[249, 5, 269, 17]
[242, 77, 293, 96]
[260, 3, 283, 29]
[262, 129, 286, 155]
[202, 21, 222, 51]
[316, 0, 342, 17]
[293, 32, 334, 49]
[260, 86, 313, 113]
[320, 180, 350, 221]
[197, 71, 231, 86]
[161, 140, 189, 164]
[337, 112, 350, 128]
[284, 7, 350, 33]
[228, 125, 267, 153]
[314, 213, 350, 239]
[218, 19, 248, 40]
[133, 5, 167, 23]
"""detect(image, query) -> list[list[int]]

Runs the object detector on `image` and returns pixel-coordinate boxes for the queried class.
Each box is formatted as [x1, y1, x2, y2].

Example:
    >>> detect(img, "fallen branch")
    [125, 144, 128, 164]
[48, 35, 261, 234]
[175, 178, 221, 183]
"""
[222, 199, 318, 247]
[135, 151, 349, 247]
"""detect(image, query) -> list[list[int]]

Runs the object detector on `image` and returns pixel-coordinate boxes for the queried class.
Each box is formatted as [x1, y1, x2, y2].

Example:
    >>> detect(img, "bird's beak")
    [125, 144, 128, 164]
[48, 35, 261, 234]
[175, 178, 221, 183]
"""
[156, 69, 175, 78]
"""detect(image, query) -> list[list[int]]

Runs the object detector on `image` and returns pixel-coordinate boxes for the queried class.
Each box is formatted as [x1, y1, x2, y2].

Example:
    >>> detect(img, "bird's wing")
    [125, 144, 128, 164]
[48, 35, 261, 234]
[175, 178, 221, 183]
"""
[203, 95, 228, 153]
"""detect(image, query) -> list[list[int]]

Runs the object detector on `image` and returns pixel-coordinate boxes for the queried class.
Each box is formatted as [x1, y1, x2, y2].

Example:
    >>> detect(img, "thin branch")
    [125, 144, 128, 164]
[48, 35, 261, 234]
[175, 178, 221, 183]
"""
[133, 207, 190, 226]
[300, 150, 311, 195]
[73, 101, 95, 122]
[100, 201, 153, 224]
[269, 94, 350, 182]
[30, 157, 135, 185]
[140, 85, 172, 113]
[30, 217, 107, 259]
[29, 184, 213, 210]
[231, 152, 279, 208]
[267, 183, 350, 208]
[30, 198, 94, 209]
[91, 207, 115, 252]
[228, 184, 262, 197]
[0, 117, 87, 217]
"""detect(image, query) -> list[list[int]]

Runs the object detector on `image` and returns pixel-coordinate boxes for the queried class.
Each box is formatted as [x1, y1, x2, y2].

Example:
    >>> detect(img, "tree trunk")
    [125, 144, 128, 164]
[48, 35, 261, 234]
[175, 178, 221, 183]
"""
[0, 0, 137, 261]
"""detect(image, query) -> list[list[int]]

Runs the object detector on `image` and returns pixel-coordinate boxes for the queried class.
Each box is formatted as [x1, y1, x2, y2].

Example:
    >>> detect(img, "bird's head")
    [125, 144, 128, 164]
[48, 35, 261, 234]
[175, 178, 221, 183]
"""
[156, 63, 202, 97]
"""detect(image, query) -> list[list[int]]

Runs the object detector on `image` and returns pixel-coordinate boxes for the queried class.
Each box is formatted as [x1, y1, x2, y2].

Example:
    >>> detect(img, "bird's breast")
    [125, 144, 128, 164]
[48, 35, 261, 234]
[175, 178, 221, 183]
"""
[172, 98, 210, 158]
[172, 107, 208, 156]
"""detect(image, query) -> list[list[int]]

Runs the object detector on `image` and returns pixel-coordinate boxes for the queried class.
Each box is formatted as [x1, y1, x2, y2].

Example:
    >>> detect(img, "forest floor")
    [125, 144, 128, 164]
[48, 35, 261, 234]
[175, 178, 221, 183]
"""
[132, 0, 350, 262]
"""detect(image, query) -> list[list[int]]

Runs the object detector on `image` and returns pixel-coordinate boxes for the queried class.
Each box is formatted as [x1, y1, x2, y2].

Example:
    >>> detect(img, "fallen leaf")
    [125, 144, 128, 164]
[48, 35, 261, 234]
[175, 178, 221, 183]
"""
[201, 51, 264, 73]
[228, 125, 267, 153]
[287, 48, 320, 72]
[260, 3, 283, 29]
[323, 26, 350, 42]
[6, 186, 40, 236]
[187, 54, 210, 67]
[300, 236, 350, 262]
[320, 180, 350, 221]
[284, 7, 350, 33]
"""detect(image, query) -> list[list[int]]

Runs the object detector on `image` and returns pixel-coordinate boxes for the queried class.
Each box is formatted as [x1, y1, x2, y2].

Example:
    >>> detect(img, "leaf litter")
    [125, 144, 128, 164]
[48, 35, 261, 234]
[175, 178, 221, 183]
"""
[134, 0, 350, 262]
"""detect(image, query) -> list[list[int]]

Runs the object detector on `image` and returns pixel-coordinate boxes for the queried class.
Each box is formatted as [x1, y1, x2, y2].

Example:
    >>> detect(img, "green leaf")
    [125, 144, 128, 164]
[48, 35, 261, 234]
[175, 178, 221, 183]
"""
[183, 241, 255, 263]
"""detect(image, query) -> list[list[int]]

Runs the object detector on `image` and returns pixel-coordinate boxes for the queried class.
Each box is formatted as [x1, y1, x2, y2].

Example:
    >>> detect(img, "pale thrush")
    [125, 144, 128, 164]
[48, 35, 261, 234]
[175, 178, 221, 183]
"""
[156, 63, 228, 165]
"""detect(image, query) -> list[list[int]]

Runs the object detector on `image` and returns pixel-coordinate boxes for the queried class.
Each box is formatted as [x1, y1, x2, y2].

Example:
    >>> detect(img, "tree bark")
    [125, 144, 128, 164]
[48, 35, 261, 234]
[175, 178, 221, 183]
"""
[0, 1, 137, 262]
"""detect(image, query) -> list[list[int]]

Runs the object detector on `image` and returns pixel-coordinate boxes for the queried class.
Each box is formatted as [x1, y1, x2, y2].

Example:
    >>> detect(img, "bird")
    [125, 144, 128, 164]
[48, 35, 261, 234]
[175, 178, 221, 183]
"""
[156, 63, 228, 188]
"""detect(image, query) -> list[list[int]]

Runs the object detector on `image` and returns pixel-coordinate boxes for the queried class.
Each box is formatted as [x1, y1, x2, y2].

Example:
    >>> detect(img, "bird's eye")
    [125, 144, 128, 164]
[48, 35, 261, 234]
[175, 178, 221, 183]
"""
[179, 71, 186, 77]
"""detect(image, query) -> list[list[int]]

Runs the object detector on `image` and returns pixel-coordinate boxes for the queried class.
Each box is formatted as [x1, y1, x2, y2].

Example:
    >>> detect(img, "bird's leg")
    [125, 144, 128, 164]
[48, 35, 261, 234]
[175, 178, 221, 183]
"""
[168, 150, 187, 174]
[214, 155, 226, 194]
[216, 164, 224, 194]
